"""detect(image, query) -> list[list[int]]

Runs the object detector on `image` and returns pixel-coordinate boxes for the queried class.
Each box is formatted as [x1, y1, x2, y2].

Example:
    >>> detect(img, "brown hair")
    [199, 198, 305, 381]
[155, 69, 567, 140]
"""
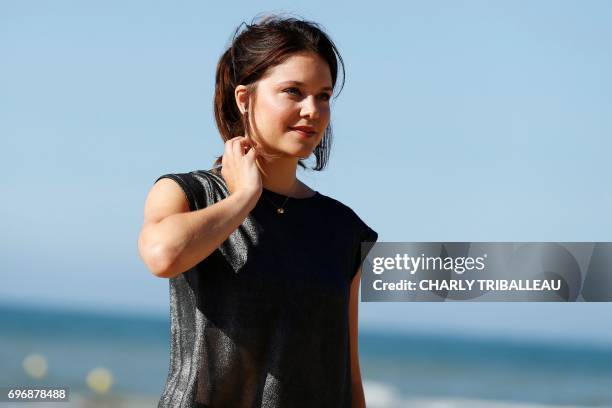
[212, 14, 345, 171]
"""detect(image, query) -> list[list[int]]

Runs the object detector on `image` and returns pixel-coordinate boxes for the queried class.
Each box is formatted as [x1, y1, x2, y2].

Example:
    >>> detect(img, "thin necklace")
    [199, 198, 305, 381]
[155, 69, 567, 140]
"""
[262, 181, 298, 215]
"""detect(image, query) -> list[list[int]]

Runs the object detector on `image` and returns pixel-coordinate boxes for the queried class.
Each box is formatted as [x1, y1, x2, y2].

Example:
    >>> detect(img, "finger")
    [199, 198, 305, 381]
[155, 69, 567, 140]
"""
[245, 146, 257, 162]
[232, 137, 244, 157]
[224, 138, 234, 158]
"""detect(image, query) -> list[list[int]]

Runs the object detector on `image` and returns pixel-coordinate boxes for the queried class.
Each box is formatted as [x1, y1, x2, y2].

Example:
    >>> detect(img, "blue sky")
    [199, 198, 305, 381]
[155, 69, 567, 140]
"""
[2, 1, 611, 343]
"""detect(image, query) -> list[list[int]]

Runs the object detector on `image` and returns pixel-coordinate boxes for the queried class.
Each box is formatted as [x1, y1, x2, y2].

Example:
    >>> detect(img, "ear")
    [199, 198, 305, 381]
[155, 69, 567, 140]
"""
[234, 85, 249, 115]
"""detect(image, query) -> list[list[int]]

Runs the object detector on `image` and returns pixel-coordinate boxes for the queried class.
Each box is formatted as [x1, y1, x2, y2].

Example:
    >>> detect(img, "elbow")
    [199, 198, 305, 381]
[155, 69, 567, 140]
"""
[145, 246, 177, 279]
[149, 255, 177, 279]
[138, 234, 178, 279]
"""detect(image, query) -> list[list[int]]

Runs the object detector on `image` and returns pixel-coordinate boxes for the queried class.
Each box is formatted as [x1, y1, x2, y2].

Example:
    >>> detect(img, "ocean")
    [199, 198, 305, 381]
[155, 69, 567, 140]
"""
[1, 303, 611, 407]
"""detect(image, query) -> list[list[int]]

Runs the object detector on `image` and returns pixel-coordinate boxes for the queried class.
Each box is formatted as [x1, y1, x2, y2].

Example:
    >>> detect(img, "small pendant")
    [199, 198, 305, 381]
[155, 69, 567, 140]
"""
[277, 208, 285, 214]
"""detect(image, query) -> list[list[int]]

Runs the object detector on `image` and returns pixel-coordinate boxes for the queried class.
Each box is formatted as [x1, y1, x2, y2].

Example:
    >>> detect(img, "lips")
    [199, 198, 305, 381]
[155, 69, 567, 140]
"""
[289, 126, 316, 136]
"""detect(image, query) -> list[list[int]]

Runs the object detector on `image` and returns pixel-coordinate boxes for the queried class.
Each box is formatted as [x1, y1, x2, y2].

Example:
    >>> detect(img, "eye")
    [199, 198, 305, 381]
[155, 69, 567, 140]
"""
[283, 87, 331, 101]
[283, 87, 302, 96]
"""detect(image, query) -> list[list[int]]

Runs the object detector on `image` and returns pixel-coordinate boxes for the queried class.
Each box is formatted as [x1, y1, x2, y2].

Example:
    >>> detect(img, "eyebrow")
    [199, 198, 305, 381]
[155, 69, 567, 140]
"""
[277, 80, 333, 92]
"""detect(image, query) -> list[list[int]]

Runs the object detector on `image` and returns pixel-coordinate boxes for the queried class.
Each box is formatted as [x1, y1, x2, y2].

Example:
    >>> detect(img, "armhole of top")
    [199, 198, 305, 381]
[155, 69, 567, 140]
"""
[154, 173, 198, 212]
[153, 172, 210, 281]
[351, 219, 379, 282]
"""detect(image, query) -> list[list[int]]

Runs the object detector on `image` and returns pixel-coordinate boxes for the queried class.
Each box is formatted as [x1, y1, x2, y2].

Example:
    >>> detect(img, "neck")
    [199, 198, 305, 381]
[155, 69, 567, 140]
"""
[259, 157, 300, 196]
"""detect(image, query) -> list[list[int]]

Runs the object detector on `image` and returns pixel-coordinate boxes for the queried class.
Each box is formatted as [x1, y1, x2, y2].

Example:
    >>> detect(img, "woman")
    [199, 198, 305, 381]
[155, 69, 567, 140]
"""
[138, 14, 378, 408]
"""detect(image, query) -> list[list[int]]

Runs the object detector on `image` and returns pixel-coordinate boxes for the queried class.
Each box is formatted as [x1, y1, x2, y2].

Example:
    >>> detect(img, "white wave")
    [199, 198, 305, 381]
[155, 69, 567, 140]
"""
[364, 380, 406, 407]
[363, 380, 592, 408]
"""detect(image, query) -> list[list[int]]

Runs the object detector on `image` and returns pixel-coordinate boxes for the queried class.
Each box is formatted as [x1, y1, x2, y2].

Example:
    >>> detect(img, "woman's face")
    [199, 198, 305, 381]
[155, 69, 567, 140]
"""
[238, 51, 333, 160]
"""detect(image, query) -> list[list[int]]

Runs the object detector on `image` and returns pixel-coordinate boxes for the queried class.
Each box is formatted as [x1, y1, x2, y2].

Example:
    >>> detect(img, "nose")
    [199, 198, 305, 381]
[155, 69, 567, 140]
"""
[300, 95, 320, 120]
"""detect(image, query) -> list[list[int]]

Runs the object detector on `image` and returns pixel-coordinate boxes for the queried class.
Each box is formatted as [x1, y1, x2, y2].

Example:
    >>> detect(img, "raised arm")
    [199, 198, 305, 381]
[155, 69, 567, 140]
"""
[137, 137, 261, 279]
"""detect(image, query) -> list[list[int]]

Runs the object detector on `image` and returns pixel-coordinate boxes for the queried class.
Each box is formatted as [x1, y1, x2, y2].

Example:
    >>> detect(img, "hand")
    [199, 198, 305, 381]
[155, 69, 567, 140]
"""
[220, 136, 262, 200]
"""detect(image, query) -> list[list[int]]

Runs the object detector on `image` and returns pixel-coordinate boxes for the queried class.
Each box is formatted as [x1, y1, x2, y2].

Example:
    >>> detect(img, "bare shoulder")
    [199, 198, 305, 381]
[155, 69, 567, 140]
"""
[142, 177, 190, 227]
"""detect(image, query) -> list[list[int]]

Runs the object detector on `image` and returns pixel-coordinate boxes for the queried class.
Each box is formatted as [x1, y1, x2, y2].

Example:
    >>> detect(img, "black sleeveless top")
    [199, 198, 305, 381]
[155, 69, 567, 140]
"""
[155, 167, 378, 408]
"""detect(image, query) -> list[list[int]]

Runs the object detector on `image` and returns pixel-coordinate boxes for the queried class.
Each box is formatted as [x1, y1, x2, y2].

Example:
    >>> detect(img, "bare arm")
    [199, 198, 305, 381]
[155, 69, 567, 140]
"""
[138, 179, 258, 278]
[138, 136, 262, 279]
[350, 266, 366, 407]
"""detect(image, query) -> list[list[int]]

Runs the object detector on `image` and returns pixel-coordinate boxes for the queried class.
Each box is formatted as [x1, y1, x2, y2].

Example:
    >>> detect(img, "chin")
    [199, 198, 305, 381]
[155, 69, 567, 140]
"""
[278, 144, 315, 158]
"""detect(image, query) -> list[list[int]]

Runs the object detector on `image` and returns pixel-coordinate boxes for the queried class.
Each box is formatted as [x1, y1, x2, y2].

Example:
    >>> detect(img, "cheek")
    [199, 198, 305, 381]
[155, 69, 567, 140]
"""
[318, 105, 331, 129]
[257, 96, 295, 128]
[321, 105, 331, 121]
